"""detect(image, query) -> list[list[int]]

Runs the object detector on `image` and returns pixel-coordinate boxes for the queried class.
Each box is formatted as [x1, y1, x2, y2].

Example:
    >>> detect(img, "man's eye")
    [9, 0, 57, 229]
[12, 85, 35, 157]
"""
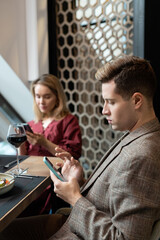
[109, 101, 115, 105]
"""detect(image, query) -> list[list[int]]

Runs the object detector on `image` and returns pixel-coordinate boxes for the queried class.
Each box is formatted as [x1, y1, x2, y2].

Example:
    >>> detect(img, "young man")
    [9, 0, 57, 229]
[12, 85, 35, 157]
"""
[1, 56, 160, 240]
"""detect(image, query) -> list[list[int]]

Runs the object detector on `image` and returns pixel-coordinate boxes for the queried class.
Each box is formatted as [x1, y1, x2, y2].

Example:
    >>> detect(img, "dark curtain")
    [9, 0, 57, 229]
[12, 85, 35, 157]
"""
[144, 0, 160, 121]
[47, 0, 58, 77]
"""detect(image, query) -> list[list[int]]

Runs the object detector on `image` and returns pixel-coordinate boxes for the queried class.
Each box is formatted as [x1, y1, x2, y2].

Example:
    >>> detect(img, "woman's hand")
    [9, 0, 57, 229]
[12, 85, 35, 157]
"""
[26, 131, 46, 146]
[26, 133, 63, 156]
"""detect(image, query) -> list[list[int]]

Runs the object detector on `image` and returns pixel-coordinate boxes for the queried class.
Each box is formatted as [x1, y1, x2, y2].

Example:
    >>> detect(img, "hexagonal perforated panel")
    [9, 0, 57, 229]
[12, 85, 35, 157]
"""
[56, 0, 133, 178]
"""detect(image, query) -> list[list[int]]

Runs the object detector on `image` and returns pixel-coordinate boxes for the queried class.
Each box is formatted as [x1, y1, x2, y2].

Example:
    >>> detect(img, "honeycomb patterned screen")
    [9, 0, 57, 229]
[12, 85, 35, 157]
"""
[56, 0, 134, 178]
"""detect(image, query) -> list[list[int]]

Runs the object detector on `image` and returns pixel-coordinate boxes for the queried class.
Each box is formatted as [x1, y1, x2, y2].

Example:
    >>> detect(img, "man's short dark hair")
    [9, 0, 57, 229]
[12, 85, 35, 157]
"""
[95, 55, 157, 100]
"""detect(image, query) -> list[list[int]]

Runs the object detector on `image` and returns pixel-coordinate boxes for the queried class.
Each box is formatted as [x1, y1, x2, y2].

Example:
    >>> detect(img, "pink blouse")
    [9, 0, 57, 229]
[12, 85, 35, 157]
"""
[26, 114, 82, 159]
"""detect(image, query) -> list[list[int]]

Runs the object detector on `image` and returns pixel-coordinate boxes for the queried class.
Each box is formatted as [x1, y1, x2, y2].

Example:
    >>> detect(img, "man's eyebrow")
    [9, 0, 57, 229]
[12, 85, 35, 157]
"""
[103, 98, 115, 101]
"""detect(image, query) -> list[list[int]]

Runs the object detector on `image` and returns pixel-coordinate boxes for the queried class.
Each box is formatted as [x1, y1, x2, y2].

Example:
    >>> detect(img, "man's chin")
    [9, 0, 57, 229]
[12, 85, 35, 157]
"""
[110, 125, 120, 131]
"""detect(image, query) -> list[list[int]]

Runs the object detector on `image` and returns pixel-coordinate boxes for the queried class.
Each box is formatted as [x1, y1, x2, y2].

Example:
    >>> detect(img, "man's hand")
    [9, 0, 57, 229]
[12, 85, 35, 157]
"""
[55, 147, 86, 186]
[50, 171, 82, 206]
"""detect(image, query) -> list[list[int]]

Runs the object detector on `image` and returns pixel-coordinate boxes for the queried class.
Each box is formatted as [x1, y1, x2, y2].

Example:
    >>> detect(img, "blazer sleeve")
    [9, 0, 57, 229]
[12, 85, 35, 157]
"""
[68, 145, 160, 240]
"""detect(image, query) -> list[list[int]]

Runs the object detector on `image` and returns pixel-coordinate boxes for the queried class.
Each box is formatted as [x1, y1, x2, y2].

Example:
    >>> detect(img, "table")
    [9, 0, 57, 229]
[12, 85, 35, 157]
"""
[0, 155, 63, 232]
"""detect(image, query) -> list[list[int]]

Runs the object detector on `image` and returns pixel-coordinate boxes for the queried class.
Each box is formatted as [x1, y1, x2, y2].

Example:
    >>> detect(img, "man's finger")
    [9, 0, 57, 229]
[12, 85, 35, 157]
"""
[50, 170, 59, 182]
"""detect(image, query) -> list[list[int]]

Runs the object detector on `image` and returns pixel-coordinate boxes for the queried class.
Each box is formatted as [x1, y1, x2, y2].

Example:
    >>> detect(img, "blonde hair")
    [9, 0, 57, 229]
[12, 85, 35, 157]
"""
[31, 74, 69, 122]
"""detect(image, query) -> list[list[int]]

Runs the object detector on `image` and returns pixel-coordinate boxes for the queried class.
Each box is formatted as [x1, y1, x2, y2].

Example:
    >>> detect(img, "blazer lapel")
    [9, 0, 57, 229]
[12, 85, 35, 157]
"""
[81, 132, 128, 193]
[81, 118, 160, 193]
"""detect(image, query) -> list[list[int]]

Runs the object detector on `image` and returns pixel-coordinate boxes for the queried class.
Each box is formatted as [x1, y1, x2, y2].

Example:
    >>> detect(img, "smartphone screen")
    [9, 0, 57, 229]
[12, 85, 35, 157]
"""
[23, 123, 33, 133]
[43, 156, 65, 182]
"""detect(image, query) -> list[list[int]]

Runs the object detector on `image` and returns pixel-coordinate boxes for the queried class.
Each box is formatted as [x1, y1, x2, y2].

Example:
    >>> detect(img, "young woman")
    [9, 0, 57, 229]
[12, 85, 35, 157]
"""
[20, 74, 82, 159]
[19, 74, 82, 214]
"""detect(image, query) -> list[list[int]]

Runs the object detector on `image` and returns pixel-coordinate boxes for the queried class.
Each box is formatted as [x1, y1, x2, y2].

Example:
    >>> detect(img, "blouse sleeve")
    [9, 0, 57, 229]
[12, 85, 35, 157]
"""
[58, 114, 82, 159]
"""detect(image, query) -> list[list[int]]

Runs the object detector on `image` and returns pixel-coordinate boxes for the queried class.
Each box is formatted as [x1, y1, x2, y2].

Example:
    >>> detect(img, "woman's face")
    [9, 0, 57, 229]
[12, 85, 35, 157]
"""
[34, 84, 57, 115]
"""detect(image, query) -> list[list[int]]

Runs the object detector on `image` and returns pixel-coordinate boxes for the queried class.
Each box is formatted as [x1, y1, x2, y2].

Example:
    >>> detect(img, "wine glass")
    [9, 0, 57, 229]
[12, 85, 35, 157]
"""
[7, 123, 27, 175]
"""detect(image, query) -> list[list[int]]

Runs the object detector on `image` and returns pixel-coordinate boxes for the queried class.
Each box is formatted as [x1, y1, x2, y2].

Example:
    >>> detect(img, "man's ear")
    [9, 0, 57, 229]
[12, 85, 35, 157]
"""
[132, 92, 143, 109]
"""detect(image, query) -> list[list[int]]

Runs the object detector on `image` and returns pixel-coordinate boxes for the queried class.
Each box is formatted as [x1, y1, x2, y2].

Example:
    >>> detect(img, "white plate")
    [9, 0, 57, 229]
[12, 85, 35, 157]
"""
[0, 173, 15, 195]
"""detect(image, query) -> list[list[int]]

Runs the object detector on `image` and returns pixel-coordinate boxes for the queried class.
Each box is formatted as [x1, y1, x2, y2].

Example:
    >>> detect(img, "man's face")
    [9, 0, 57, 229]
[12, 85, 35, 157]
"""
[102, 81, 137, 132]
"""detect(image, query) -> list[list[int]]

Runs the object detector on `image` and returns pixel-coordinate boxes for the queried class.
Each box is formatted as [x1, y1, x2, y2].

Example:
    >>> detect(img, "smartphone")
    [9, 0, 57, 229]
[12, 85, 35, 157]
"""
[43, 156, 65, 182]
[23, 123, 33, 133]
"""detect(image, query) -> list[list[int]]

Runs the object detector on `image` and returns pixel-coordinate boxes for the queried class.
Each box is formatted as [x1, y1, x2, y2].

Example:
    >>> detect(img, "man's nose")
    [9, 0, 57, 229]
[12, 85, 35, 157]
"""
[102, 104, 110, 115]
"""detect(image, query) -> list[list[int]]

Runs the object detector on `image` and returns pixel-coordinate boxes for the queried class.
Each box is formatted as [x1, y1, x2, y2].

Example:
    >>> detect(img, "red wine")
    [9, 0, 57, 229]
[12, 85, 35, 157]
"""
[7, 134, 27, 148]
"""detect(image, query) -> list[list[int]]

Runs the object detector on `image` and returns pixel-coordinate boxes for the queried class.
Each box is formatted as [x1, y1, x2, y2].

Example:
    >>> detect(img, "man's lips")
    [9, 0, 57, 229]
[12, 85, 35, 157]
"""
[107, 119, 112, 124]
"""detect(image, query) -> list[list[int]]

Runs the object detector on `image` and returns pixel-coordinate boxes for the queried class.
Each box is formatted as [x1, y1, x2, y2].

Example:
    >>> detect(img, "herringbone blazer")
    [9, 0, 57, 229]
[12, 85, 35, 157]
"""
[50, 118, 160, 240]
